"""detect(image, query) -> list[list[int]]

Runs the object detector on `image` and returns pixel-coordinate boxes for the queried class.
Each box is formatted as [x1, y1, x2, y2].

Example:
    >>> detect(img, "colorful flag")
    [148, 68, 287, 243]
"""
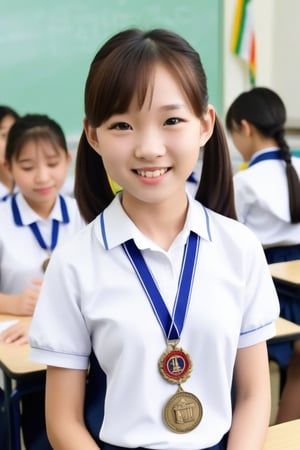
[231, 0, 256, 85]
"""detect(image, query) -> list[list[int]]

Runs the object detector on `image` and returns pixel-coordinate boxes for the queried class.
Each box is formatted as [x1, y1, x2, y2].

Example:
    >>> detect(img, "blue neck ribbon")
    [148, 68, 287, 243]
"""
[11, 194, 69, 252]
[122, 232, 200, 341]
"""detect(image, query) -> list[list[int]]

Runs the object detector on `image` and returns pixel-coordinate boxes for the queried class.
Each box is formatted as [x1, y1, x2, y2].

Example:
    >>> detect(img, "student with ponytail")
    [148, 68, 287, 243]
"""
[226, 87, 300, 424]
[30, 28, 279, 449]
[226, 87, 300, 264]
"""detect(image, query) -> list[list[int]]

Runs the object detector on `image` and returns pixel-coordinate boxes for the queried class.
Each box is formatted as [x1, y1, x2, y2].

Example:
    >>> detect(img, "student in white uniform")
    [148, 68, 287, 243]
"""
[0, 105, 19, 200]
[29, 29, 279, 450]
[226, 87, 300, 424]
[0, 113, 85, 449]
[226, 87, 300, 264]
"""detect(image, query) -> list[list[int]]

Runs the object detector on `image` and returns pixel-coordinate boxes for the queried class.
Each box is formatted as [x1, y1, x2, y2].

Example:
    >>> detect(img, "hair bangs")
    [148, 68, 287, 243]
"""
[7, 126, 67, 162]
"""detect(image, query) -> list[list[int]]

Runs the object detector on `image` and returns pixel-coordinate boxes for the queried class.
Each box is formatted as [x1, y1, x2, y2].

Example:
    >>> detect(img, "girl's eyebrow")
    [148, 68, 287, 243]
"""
[160, 103, 186, 111]
[17, 157, 33, 163]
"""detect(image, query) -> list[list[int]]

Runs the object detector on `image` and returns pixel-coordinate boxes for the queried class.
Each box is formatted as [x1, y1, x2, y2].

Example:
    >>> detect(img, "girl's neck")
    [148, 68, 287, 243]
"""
[0, 166, 14, 192]
[253, 136, 278, 153]
[24, 196, 56, 220]
[121, 192, 189, 251]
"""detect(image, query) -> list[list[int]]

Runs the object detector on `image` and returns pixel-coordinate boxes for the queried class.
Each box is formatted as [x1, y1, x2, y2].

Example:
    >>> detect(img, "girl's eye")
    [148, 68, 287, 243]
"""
[164, 117, 183, 126]
[110, 122, 132, 131]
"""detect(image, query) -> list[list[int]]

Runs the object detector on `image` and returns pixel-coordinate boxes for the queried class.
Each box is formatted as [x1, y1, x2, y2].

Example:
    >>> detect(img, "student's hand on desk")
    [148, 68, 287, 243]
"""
[0, 317, 31, 344]
[15, 278, 43, 316]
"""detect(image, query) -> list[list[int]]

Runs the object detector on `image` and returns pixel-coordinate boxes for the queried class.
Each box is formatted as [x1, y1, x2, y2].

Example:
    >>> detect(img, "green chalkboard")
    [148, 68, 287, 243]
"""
[1, 0, 222, 139]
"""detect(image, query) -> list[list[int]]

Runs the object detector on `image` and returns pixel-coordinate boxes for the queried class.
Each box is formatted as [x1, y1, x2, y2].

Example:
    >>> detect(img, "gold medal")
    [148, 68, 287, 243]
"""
[159, 347, 192, 384]
[163, 389, 202, 433]
[42, 257, 50, 272]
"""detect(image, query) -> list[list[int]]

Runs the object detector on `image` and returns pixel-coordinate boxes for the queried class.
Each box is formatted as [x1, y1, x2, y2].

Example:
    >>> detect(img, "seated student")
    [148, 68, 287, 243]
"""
[226, 86, 300, 423]
[0, 113, 85, 449]
[0, 105, 19, 200]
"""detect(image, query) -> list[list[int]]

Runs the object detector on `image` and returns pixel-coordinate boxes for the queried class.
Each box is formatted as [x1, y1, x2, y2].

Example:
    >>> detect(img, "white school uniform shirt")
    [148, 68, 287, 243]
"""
[233, 147, 300, 247]
[0, 181, 18, 201]
[29, 194, 279, 449]
[0, 192, 85, 294]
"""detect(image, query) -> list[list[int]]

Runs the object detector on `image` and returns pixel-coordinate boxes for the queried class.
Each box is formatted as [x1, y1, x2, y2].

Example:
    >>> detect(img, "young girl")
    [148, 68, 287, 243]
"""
[0, 113, 85, 449]
[226, 87, 300, 264]
[226, 87, 300, 424]
[0, 105, 19, 200]
[29, 29, 279, 450]
[0, 113, 85, 344]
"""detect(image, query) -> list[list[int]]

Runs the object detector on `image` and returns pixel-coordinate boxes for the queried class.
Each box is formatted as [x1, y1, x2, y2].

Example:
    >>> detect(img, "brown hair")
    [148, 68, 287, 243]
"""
[75, 28, 236, 223]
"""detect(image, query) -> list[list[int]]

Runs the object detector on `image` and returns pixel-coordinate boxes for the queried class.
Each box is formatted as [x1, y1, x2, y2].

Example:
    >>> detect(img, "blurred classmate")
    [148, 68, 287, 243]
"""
[29, 28, 279, 450]
[226, 87, 300, 423]
[0, 113, 85, 449]
[0, 105, 19, 199]
[226, 87, 300, 264]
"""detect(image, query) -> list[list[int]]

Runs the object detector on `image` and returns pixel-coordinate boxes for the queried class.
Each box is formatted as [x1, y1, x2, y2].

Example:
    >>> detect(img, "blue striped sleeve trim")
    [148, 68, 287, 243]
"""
[240, 321, 274, 336]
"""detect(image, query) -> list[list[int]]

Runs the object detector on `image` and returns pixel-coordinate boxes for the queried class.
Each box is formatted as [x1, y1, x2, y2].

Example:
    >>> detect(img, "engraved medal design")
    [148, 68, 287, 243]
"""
[163, 388, 203, 433]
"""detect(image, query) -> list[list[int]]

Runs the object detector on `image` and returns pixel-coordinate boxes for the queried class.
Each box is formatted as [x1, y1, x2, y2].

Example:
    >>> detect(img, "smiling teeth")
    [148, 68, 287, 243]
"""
[137, 169, 167, 178]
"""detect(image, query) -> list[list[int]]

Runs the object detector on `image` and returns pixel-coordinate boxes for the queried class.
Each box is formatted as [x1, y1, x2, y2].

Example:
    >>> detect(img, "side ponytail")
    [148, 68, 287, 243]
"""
[74, 131, 114, 223]
[195, 115, 237, 220]
[277, 134, 300, 223]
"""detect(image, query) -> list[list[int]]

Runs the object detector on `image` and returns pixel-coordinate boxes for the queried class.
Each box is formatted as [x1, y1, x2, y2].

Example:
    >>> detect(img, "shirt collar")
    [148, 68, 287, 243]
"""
[97, 193, 212, 250]
[249, 147, 280, 164]
[13, 192, 67, 225]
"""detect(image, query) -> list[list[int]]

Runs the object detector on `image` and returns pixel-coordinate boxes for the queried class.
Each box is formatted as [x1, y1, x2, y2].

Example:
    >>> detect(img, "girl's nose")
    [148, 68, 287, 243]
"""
[35, 165, 50, 182]
[134, 129, 166, 159]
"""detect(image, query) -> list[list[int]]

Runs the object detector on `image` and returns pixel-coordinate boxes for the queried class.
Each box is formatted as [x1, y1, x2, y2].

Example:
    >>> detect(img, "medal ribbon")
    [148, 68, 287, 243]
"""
[11, 194, 70, 252]
[122, 232, 200, 341]
[249, 149, 283, 167]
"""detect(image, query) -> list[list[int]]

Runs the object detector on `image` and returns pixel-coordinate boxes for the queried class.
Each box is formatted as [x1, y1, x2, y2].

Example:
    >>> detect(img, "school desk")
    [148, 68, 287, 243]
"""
[269, 260, 300, 330]
[270, 316, 300, 344]
[0, 315, 45, 450]
[269, 259, 300, 289]
[263, 419, 300, 450]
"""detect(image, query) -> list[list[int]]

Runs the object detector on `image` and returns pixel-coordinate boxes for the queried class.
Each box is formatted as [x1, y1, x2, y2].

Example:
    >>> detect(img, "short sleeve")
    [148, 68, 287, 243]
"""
[238, 230, 280, 348]
[29, 246, 91, 369]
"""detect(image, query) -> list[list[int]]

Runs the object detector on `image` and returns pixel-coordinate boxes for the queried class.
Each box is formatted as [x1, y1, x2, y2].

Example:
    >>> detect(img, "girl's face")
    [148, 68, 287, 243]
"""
[86, 64, 214, 207]
[0, 115, 16, 163]
[7, 138, 71, 216]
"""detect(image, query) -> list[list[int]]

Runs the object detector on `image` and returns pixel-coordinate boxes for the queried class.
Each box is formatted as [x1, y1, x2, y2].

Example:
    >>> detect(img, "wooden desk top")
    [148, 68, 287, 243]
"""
[263, 419, 300, 450]
[271, 317, 300, 344]
[0, 315, 45, 377]
[269, 259, 300, 285]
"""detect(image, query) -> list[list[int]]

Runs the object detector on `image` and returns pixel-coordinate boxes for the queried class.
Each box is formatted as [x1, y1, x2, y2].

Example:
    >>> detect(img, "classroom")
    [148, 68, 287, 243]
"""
[1, 0, 300, 449]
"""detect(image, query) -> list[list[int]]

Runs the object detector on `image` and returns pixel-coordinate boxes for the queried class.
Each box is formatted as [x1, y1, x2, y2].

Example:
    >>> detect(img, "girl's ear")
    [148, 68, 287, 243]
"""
[66, 151, 72, 168]
[239, 119, 252, 137]
[3, 159, 12, 174]
[199, 104, 215, 147]
[83, 118, 101, 153]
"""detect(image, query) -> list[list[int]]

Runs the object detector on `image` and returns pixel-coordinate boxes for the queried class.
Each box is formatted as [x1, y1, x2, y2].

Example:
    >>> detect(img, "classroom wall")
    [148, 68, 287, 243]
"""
[2, 1, 299, 155]
[1, 0, 223, 145]
[223, 0, 300, 161]
[224, 0, 300, 127]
